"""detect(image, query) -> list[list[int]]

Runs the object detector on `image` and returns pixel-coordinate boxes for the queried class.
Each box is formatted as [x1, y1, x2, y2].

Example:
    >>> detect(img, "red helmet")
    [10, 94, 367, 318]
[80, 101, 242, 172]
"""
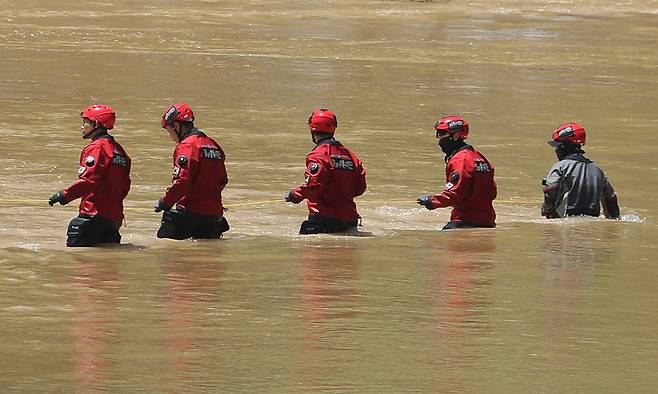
[81, 104, 115, 130]
[161, 102, 195, 128]
[308, 108, 338, 133]
[549, 123, 586, 146]
[434, 116, 469, 140]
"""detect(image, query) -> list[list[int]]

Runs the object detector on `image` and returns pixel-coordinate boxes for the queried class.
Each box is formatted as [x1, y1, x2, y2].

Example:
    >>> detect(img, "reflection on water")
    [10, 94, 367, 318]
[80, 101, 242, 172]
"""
[431, 231, 494, 336]
[158, 253, 223, 391]
[540, 222, 620, 290]
[298, 245, 362, 389]
[301, 245, 362, 335]
[423, 231, 496, 392]
[1, 0, 658, 392]
[71, 256, 121, 393]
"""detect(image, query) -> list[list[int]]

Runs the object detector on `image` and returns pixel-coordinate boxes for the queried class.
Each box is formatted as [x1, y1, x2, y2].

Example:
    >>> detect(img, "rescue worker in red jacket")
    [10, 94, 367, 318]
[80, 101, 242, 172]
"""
[154, 102, 230, 239]
[285, 108, 367, 234]
[416, 116, 496, 230]
[48, 104, 131, 247]
[541, 122, 620, 219]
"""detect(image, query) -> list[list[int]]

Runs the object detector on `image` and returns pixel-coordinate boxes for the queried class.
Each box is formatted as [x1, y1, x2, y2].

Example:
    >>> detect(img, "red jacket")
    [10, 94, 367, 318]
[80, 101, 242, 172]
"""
[63, 134, 131, 224]
[291, 139, 366, 222]
[430, 145, 496, 226]
[161, 129, 228, 216]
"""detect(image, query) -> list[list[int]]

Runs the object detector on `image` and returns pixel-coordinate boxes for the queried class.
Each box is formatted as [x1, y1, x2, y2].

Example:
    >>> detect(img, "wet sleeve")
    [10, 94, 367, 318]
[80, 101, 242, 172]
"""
[292, 155, 330, 202]
[219, 147, 228, 191]
[431, 157, 472, 208]
[162, 144, 198, 207]
[492, 178, 498, 201]
[600, 178, 620, 219]
[354, 161, 367, 197]
[63, 145, 107, 202]
[541, 165, 562, 218]
[123, 157, 132, 200]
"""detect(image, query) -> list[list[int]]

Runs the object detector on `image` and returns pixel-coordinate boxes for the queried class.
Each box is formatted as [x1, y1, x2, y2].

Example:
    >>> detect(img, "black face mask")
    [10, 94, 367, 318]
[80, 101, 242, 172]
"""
[438, 137, 464, 156]
[555, 143, 583, 160]
[555, 147, 566, 160]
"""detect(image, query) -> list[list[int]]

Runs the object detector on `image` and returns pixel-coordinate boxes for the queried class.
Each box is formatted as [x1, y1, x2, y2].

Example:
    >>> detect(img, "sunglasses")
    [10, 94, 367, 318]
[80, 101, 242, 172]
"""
[435, 129, 449, 138]
[435, 120, 464, 138]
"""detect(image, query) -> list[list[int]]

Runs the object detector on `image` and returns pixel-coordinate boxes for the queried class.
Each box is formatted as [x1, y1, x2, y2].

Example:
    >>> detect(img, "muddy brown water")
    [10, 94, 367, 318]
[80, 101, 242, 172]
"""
[1, 1, 657, 392]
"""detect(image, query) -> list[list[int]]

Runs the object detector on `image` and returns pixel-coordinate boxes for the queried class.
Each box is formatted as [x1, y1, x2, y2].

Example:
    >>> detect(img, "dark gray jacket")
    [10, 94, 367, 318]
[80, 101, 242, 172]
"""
[541, 153, 619, 219]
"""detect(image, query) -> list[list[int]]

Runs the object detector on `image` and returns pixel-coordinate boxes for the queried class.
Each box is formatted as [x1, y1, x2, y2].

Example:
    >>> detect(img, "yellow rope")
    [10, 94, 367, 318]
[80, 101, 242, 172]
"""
[1, 197, 540, 209]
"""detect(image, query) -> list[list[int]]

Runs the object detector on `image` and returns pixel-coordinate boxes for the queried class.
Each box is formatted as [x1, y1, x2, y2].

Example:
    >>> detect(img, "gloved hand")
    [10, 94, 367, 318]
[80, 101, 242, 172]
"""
[416, 195, 435, 210]
[154, 199, 171, 213]
[48, 191, 68, 206]
[285, 190, 302, 204]
[541, 202, 553, 219]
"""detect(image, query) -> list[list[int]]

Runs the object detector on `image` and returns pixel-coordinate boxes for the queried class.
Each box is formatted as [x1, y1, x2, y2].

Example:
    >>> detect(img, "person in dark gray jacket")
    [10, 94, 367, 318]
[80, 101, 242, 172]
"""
[541, 123, 620, 219]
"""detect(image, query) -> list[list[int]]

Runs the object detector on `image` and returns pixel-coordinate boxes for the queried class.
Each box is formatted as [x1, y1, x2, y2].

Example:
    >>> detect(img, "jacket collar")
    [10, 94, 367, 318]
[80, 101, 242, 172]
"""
[313, 137, 341, 149]
[92, 132, 112, 142]
[563, 152, 592, 163]
[180, 128, 206, 142]
[445, 144, 473, 162]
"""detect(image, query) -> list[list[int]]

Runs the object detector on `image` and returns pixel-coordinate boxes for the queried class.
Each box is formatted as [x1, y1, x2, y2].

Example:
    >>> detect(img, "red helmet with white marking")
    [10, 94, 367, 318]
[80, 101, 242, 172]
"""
[161, 102, 195, 128]
[81, 104, 115, 130]
[549, 123, 586, 146]
[434, 116, 469, 140]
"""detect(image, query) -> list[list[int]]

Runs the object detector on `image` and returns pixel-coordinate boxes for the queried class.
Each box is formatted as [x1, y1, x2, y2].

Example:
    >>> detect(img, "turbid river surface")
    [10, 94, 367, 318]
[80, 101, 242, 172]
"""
[1, 0, 657, 392]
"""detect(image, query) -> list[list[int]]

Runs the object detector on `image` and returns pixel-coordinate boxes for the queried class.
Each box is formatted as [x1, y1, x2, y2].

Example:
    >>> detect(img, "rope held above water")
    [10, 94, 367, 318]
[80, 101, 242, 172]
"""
[1, 197, 540, 209]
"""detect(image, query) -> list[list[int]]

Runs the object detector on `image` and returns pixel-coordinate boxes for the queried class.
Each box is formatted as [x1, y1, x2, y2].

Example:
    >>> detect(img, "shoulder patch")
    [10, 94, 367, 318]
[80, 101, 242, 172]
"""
[308, 162, 320, 175]
[177, 155, 188, 168]
[84, 155, 96, 166]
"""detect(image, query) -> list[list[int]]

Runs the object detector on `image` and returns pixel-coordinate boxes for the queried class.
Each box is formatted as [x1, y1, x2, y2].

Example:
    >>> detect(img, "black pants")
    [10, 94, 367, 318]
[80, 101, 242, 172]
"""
[442, 221, 496, 230]
[157, 209, 229, 240]
[299, 215, 358, 235]
[66, 214, 121, 247]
